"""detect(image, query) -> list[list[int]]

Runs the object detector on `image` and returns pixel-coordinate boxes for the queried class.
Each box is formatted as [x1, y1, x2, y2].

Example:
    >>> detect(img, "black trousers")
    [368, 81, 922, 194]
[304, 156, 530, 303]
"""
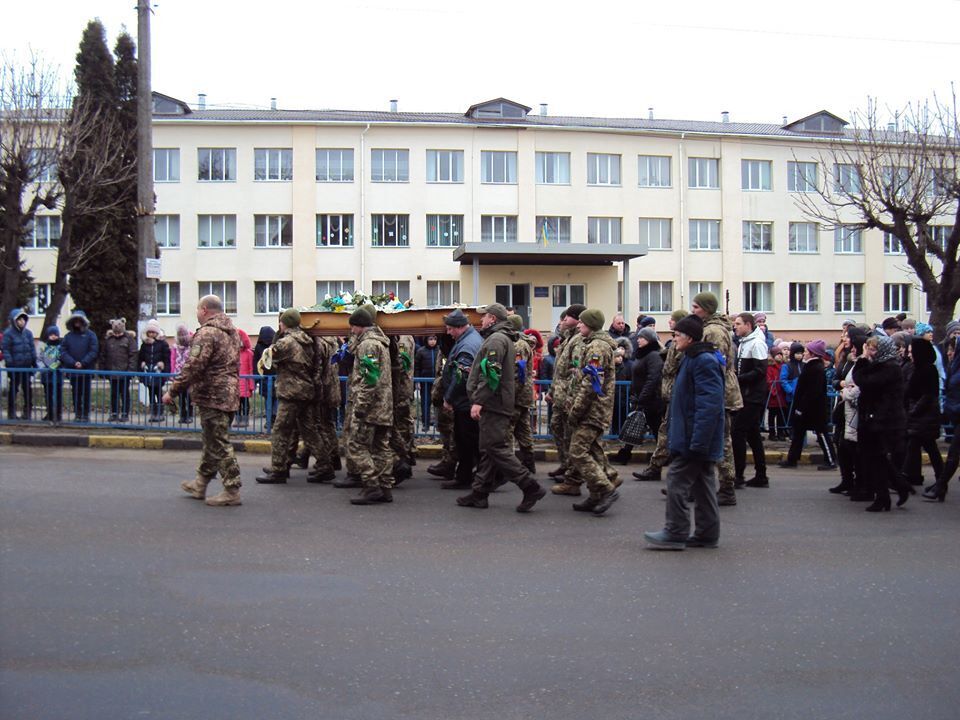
[859, 429, 907, 499]
[941, 428, 960, 486]
[786, 420, 837, 466]
[452, 408, 480, 484]
[902, 433, 944, 484]
[732, 402, 767, 478]
[6, 370, 32, 418]
[109, 378, 131, 416]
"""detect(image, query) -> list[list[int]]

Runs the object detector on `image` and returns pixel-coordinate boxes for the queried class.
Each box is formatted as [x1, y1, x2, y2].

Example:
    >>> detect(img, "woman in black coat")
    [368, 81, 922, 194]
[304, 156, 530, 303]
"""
[852, 335, 912, 511]
[782, 341, 837, 469]
[138, 324, 170, 423]
[902, 337, 944, 486]
[414, 335, 439, 428]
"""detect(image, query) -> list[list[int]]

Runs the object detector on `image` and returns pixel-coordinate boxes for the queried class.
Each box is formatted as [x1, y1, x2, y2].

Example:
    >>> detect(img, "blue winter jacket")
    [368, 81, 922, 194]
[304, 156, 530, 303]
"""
[2, 309, 37, 368]
[668, 341, 726, 461]
[944, 350, 960, 421]
[60, 310, 99, 369]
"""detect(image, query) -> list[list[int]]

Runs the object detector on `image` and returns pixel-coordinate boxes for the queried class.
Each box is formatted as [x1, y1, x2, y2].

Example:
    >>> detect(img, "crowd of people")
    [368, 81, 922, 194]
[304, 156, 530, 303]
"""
[4, 294, 959, 540]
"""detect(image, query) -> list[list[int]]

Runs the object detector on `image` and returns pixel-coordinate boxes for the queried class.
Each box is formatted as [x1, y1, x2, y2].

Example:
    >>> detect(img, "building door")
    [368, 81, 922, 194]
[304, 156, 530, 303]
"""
[495, 283, 531, 329]
[551, 283, 586, 330]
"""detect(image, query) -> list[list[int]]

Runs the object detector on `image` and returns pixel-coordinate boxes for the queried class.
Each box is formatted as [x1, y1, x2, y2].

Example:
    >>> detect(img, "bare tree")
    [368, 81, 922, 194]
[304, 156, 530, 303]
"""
[41, 95, 137, 330]
[795, 92, 960, 341]
[0, 52, 67, 322]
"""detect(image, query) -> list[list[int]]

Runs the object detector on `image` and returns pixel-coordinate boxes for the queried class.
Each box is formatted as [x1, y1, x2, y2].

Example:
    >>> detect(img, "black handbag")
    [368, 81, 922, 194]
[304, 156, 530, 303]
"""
[619, 409, 648, 445]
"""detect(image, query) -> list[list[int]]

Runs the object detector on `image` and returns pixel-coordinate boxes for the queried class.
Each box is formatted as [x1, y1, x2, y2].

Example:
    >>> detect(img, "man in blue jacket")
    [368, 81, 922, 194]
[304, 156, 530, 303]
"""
[2, 309, 37, 419]
[644, 315, 725, 550]
[60, 310, 99, 422]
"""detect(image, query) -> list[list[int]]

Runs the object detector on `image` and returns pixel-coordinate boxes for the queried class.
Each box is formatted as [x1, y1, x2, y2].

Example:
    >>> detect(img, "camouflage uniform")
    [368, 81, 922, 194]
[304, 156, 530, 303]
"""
[431, 352, 457, 467]
[703, 314, 742, 501]
[389, 335, 416, 466]
[549, 328, 583, 477]
[167, 312, 242, 489]
[649, 341, 684, 470]
[340, 335, 361, 477]
[567, 330, 618, 497]
[269, 327, 323, 473]
[314, 336, 341, 473]
[510, 332, 537, 473]
[347, 326, 394, 490]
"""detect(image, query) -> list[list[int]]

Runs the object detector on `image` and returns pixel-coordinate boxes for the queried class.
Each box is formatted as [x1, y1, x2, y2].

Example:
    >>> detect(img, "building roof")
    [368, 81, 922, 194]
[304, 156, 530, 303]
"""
[453, 242, 645, 266]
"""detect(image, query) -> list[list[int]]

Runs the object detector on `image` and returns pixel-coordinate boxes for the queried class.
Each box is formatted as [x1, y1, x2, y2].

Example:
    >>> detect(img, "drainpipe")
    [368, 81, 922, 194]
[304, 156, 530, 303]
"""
[678, 133, 686, 309]
[359, 123, 370, 291]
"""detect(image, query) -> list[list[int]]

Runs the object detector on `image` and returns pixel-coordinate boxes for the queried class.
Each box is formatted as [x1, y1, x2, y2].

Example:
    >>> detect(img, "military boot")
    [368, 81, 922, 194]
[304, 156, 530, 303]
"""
[427, 461, 456, 479]
[548, 466, 567, 478]
[333, 474, 362, 489]
[456, 490, 489, 509]
[181, 476, 211, 500]
[517, 480, 547, 513]
[632, 465, 661, 482]
[717, 486, 737, 506]
[591, 488, 621, 516]
[572, 495, 600, 512]
[307, 467, 336, 484]
[393, 461, 412, 486]
[205, 487, 242, 506]
[350, 487, 386, 505]
[551, 481, 581, 496]
[256, 469, 289, 484]
[332, 453, 342, 471]
[376, 487, 394, 503]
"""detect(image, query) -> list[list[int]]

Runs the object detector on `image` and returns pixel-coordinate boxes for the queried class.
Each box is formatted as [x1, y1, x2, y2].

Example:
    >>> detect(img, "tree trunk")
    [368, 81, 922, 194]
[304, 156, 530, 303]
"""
[42, 207, 74, 330]
[929, 292, 960, 343]
[0, 188, 26, 322]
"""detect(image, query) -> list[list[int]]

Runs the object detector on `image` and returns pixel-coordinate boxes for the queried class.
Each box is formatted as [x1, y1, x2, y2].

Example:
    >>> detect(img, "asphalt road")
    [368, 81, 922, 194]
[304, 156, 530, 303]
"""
[2, 446, 959, 720]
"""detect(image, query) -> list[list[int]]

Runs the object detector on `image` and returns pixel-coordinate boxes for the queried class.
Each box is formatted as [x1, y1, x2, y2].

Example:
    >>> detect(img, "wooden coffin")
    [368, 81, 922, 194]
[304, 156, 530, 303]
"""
[299, 307, 483, 337]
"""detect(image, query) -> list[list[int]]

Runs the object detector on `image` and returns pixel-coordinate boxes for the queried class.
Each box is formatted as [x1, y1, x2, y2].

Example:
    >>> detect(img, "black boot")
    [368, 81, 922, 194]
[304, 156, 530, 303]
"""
[427, 461, 456, 479]
[456, 490, 489, 508]
[610, 446, 633, 466]
[516, 480, 546, 513]
[256, 469, 289, 484]
[865, 494, 892, 512]
[922, 478, 948, 502]
[744, 469, 769, 488]
[350, 487, 386, 505]
[632, 465, 661, 482]
[572, 496, 599, 512]
[307, 468, 336, 484]
[393, 461, 412, 485]
[591, 488, 621, 516]
[333, 474, 362, 489]
[332, 454, 342, 471]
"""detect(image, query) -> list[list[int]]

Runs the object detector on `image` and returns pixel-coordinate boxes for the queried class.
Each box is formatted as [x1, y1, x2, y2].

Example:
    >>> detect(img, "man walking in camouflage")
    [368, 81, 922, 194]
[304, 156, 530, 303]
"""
[546, 303, 587, 495]
[345, 307, 395, 505]
[256, 308, 324, 485]
[508, 314, 536, 474]
[456, 303, 546, 512]
[566, 309, 621, 515]
[692, 292, 741, 506]
[164, 295, 243, 507]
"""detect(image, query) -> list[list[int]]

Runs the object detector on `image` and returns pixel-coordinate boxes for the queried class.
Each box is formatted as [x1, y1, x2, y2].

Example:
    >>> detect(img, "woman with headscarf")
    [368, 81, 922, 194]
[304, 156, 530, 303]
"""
[852, 335, 913, 511]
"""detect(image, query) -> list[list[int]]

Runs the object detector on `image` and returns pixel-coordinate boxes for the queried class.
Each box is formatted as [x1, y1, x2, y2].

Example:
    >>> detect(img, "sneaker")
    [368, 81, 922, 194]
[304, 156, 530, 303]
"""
[516, 482, 547, 513]
[205, 487, 242, 506]
[685, 536, 719, 548]
[550, 482, 582, 496]
[591, 489, 620, 516]
[643, 530, 687, 550]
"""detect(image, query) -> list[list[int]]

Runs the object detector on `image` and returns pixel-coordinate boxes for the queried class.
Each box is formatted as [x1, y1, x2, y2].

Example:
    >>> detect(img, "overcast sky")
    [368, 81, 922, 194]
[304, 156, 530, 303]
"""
[3, 0, 958, 124]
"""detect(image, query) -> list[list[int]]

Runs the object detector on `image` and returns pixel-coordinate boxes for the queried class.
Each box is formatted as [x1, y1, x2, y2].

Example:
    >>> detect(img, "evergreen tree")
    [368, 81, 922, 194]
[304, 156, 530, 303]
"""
[61, 22, 138, 339]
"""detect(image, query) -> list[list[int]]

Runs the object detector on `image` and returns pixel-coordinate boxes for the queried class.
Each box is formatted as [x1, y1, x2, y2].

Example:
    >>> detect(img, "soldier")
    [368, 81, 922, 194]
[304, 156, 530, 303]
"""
[567, 308, 621, 515]
[164, 295, 243, 507]
[546, 303, 587, 495]
[427, 333, 458, 480]
[333, 332, 364, 489]
[692, 292, 742, 506]
[256, 309, 325, 484]
[634, 309, 688, 482]
[507, 314, 536, 473]
[344, 306, 395, 505]
[389, 334, 416, 483]
[307, 334, 342, 483]
[440, 308, 482, 490]
[456, 303, 547, 512]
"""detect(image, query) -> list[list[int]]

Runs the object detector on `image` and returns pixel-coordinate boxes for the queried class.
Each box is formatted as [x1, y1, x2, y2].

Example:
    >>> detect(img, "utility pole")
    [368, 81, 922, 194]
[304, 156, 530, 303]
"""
[136, 0, 157, 336]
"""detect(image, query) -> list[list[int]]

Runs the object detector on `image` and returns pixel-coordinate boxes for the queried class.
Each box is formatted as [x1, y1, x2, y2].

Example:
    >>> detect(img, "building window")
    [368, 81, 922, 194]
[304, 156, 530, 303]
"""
[26, 283, 53, 316]
[639, 218, 672, 250]
[154, 148, 180, 182]
[254, 215, 293, 247]
[587, 153, 621, 186]
[535, 152, 570, 184]
[481, 151, 517, 184]
[834, 163, 861, 193]
[789, 282, 819, 313]
[788, 222, 818, 253]
[316, 149, 354, 182]
[638, 281, 673, 313]
[552, 284, 586, 308]
[689, 157, 719, 189]
[371, 280, 411, 299]
[883, 232, 904, 255]
[426, 214, 463, 247]
[883, 283, 911, 313]
[155, 215, 180, 248]
[742, 221, 773, 252]
[198, 215, 236, 248]
[198, 281, 237, 314]
[929, 225, 952, 254]
[316, 214, 353, 247]
[481, 215, 518, 243]
[197, 148, 236, 182]
[743, 282, 774, 312]
[29, 149, 57, 183]
[426, 150, 464, 183]
[834, 283, 863, 313]
[371, 214, 410, 247]
[25, 215, 61, 249]
[536, 216, 571, 244]
[690, 281, 721, 300]
[254, 281, 293, 314]
[157, 282, 181, 316]
[787, 161, 817, 192]
[741, 159, 772, 191]
[316, 280, 355, 303]
[587, 217, 621, 245]
[834, 225, 862, 254]
[638, 155, 671, 188]
[427, 280, 460, 306]
[689, 219, 720, 250]
[371, 149, 409, 182]
[254, 148, 293, 181]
